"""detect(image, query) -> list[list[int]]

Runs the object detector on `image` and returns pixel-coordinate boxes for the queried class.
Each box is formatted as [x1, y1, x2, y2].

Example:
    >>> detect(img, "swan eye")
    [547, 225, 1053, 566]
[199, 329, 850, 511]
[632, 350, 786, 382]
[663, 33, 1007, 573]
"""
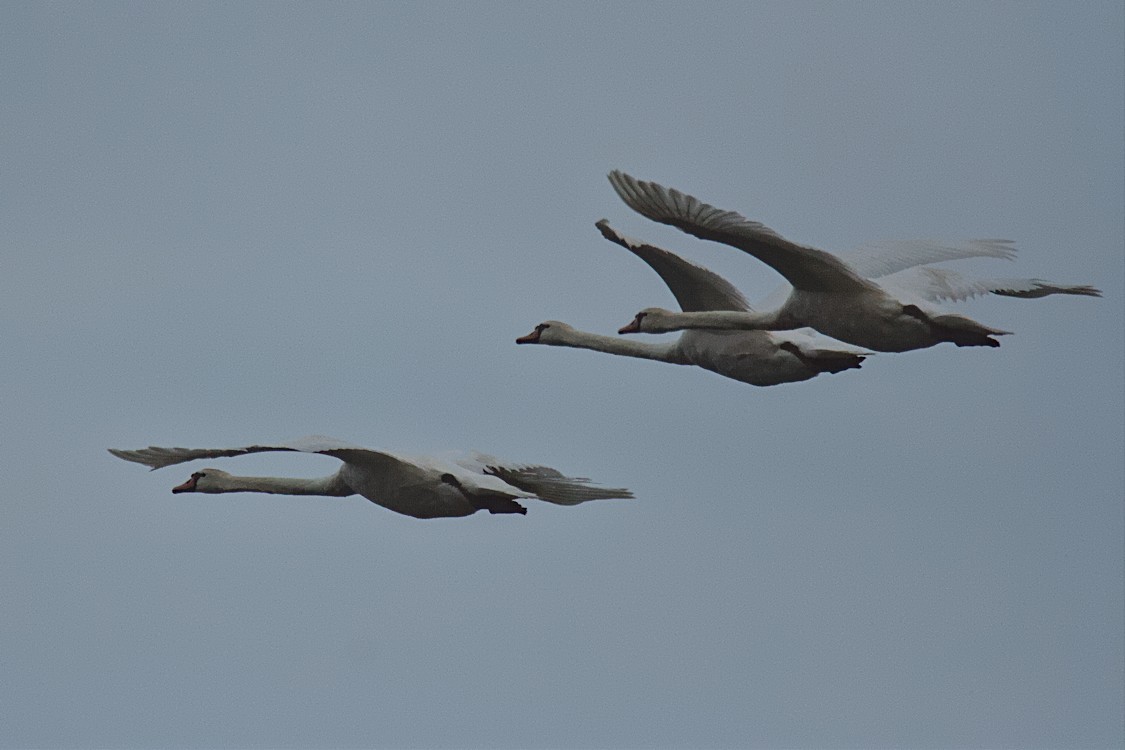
[192, 471, 205, 478]
[537, 324, 549, 333]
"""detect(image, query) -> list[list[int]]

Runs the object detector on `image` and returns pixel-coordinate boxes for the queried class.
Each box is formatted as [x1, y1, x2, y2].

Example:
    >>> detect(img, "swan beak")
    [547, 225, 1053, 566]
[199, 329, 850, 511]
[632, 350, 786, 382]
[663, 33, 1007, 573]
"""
[515, 330, 540, 344]
[618, 316, 642, 334]
[172, 476, 198, 493]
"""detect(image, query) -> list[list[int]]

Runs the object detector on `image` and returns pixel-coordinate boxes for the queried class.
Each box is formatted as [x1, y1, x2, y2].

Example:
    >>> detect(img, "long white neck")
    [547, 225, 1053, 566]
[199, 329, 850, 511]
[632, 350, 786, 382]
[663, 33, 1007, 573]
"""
[664, 309, 788, 331]
[551, 328, 688, 363]
[212, 473, 353, 497]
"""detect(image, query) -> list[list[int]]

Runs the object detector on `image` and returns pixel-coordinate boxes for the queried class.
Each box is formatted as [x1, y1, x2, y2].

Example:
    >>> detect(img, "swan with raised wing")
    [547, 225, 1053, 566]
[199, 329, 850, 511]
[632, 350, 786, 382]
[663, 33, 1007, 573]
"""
[517, 220, 869, 387]
[608, 171, 1100, 352]
[109, 435, 633, 519]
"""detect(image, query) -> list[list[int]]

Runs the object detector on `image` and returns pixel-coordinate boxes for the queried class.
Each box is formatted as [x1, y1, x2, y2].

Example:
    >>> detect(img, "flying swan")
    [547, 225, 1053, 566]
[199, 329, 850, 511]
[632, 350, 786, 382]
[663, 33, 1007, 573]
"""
[608, 171, 1100, 352]
[109, 435, 633, 519]
[517, 220, 869, 387]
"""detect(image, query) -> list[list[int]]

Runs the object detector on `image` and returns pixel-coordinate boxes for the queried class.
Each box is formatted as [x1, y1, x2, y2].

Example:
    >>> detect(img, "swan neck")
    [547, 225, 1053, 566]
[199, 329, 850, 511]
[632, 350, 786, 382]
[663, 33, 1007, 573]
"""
[217, 473, 351, 497]
[556, 329, 684, 362]
[679, 309, 784, 331]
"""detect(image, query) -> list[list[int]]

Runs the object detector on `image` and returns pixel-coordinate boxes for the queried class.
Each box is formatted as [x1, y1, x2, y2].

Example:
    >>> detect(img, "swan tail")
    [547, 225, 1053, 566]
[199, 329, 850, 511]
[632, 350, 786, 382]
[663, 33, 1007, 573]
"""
[811, 351, 868, 374]
[439, 472, 529, 515]
[484, 499, 528, 515]
[928, 313, 1012, 348]
[779, 342, 868, 374]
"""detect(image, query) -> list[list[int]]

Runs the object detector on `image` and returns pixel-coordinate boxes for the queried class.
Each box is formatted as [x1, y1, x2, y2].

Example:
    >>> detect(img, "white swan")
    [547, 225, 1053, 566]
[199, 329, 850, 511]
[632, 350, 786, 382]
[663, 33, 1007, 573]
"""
[109, 435, 633, 519]
[608, 171, 1099, 352]
[516, 220, 870, 387]
[625, 266, 1103, 338]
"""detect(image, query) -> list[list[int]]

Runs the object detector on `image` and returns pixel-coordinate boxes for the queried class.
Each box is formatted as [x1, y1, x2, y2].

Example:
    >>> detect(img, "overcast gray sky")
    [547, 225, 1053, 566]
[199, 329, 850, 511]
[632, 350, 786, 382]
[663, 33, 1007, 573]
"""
[2, 2, 1122, 748]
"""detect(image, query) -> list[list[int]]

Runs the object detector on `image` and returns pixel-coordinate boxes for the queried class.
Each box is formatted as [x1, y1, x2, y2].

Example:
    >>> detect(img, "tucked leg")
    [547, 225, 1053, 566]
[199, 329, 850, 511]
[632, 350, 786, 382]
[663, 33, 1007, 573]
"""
[441, 473, 528, 515]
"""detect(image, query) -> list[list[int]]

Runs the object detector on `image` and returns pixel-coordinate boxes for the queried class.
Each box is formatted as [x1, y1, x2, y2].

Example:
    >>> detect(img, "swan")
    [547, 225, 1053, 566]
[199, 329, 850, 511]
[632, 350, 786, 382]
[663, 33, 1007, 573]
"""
[624, 266, 1104, 337]
[516, 220, 870, 387]
[109, 435, 633, 519]
[608, 171, 1099, 352]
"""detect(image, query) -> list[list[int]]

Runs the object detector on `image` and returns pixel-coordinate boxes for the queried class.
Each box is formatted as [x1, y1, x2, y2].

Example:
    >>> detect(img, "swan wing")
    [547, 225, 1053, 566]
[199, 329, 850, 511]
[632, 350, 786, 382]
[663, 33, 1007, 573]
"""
[879, 266, 1103, 303]
[607, 170, 872, 293]
[755, 238, 1019, 307]
[108, 434, 417, 474]
[976, 278, 1102, 299]
[595, 219, 749, 312]
[842, 239, 1017, 279]
[458, 453, 634, 506]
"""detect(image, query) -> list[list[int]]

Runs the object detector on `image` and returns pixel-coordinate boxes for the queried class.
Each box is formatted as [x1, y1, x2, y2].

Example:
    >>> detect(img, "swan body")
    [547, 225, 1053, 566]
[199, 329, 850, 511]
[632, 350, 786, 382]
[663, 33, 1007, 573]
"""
[622, 297, 1007, 351]
[516, 220, 869, 387]
[608, 171, 1099, 352]
[517, 320, 866, 387]
[109, 435, 633, 519]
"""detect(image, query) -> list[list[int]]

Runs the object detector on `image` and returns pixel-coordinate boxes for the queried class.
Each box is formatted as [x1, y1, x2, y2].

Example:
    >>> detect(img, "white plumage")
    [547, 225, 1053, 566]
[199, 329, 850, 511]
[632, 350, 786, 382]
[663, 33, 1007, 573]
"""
[109, 435, 633, 519]
[608, 171, 1099, 352]
[517, 220, 869, 387]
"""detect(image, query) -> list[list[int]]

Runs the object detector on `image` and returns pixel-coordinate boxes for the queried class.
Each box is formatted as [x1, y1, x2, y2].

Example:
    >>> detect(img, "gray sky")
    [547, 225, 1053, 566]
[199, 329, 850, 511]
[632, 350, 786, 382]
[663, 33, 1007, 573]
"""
[2, 2, 1122, 748]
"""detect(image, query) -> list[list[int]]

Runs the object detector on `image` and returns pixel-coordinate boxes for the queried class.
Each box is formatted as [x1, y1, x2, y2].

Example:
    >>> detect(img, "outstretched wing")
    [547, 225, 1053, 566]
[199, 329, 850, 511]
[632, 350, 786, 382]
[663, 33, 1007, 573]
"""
[842, 238, 1018, 279]
[459, 453, 634, 506]
[108, 434, 411, 473]
[879, 266, 1104, 303]
[595, 219, 749, 312]
[985, 279, 1102, 300]
[607, 170, 873, 293]
[109, 443, 305, 470]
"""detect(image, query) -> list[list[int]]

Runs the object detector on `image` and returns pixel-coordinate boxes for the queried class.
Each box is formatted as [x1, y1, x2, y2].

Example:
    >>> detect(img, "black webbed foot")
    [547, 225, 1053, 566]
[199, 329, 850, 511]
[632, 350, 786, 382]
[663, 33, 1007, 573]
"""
[487, 500, 528, 515]
[441, 473, 526, 515]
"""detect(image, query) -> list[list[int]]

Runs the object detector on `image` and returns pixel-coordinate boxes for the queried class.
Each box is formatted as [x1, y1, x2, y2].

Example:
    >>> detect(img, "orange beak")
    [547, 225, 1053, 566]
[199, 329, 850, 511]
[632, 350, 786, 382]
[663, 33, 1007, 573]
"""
[618, 316, 642, 334]
[172, 476, 198, 493]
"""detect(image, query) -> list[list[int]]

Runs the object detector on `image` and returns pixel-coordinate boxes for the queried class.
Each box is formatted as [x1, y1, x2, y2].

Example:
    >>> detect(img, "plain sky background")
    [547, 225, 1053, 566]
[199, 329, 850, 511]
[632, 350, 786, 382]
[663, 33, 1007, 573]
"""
[2, 2, 1122, 748]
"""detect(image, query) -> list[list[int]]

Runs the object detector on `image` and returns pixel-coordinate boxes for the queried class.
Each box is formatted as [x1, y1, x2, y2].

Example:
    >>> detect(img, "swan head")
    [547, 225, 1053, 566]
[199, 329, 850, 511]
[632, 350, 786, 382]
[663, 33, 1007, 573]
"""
[172, 469, 232, 494]
[516, 320, 574, 345]
[619, 308, 678, 334]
